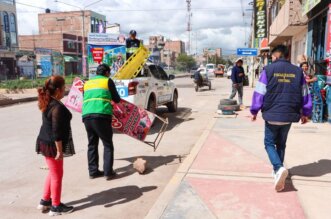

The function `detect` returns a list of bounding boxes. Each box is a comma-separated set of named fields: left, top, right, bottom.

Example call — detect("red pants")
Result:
left=42, top=157, right=63, bottom=206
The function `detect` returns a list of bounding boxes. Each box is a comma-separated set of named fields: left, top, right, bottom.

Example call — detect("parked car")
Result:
left=114, top=62, right=178, bottom=113
left=206, top=64, right=216, bottom=77
left=226, top=66, right=233, bottom=79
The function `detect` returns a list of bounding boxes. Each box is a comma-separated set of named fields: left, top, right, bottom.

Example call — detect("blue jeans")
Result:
left=264, top=122, right=292, bottom=172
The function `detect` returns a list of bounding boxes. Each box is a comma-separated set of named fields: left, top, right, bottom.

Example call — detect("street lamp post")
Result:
left=54, top=0, right=103, bottom=77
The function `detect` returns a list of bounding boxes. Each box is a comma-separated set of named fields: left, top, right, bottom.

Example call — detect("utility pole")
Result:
left=186, top=0, right=192, bottom=55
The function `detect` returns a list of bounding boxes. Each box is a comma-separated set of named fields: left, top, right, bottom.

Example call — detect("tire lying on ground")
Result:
left=219, top=99, right=237, bottom=106
left=218, top=104, right=240, bottom=111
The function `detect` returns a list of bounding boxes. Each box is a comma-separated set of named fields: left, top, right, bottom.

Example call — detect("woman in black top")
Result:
left=36, top=76, right=75, bottom=216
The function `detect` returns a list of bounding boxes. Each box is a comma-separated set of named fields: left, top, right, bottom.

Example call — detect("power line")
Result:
left=15, top=1, right=60, bottom=12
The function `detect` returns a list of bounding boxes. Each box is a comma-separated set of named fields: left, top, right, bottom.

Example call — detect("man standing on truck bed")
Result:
left=126, top=30, right=141, bottom=60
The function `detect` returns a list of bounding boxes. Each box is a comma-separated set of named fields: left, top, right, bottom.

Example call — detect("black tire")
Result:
left=147, top=96, right=156, bottom=114
left=219, top=99, right=237, bottom=105
left=195, top=85, right=199, bottom=92
left=208, top=82, right=211, bottom=90
left=218, top=104, right=240, bottom=111
left=167, top=92, right=178, bottom=113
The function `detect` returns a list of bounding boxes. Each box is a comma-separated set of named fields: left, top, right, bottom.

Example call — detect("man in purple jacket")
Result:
left=250, top=45, right=312, bottom=192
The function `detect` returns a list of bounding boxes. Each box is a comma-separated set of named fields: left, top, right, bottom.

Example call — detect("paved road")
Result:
left=0, top=76, right=232, bottom=219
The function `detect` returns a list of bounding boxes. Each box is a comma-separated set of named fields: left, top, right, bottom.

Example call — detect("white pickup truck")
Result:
left=114, top=62, right=178, bottom=113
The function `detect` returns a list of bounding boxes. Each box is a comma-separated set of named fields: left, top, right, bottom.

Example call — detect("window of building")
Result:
left=91, top=17, right=95, bottom=32
left=3, top=12, right=10, bottom=33
left=95, top=19, right=99, bottom=33
left=68, top=41, right=76, bottom=49
left=2, top=0, right=15, bottom=5
left=3, top=12, right=10, bottom=48
left=9, top=13, right=17, bottom=45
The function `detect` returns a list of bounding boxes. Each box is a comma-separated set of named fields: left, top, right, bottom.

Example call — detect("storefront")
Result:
left=306, top=0, right=329, bottom=75
left=305, top=1, right=331, bottom=123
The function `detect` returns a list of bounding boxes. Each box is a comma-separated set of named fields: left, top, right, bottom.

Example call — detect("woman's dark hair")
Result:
left=271, top=45, right=289, bottom=59
left=37, top=75, right=65, bottom=112
left=300, top=62, right=308, bottom=68
left=96, top=64, right=110, bottom=76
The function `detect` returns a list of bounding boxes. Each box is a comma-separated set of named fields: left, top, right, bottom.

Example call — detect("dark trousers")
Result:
left=264, top=122, right=292, bottom=172
left=84, top=118, right=114, bottom=176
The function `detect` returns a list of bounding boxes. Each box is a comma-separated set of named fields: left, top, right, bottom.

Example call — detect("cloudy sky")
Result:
left=16, top=0, right=253, bottom=55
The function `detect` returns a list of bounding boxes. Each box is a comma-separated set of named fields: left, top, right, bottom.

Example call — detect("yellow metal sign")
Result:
left=113, top=46, right=150, bottom=80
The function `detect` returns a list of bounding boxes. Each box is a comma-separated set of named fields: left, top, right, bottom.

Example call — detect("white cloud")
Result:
left=16, top=0, right=253, bottom=55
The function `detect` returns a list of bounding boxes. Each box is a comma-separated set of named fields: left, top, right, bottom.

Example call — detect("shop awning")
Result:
left=64, top=55, right=79, bottom=62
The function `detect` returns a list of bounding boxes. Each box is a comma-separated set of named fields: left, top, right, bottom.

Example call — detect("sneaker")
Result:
left=274, top=167, right=288, bottom=192
left=37, top=199, right=52, bottom=212
left=105, top=171, right=117, bottom=181
left=89, top=170, right=104, bottom=179
left=48, top=203, right=74, bottom=216
left=272, top=170, right=275, bottom=178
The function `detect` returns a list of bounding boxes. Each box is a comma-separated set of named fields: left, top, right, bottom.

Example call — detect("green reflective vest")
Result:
left=82, top=75, right=113, bottom=117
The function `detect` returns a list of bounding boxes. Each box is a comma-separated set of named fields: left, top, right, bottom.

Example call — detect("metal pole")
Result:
left=82, top=10, right=86, bottom=77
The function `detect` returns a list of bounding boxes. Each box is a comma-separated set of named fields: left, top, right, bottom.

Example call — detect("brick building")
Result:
left=18, top=9, right=106, bottom=75
left=38, top=10, right=106, bottom=44
left=19, top=33, right=84, bottom=75
left=0, top=0, right=19, bottom=80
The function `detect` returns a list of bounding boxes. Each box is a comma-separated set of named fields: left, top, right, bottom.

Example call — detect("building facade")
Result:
left=0, top=0, right=19, bottom=79
left=268, top=0, right=308, bottom=64
left=18, top=9, right=106, bottom=76
left=162, top=40, right=185, bottom=67
left=38, top=10, right=106, bottom=42
left=306, top=0, right=330, bottom=76
left=148, top=36, right=185, bottom=67
left=19, top=33, right=83, bottom=75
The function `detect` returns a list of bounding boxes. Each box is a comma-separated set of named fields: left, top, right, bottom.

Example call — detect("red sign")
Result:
left=91, top=48, right=104, bottom=64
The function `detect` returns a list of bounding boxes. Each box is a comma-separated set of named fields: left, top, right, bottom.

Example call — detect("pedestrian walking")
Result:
left=82, top=64, right=121, bottom=180
left=250, top=45, right=312, bottom=192
left=36, top=76, right=75, bottom=216
left=229, top=58, right=245, bottom=109
left=126, top=30, right=141, bottom=59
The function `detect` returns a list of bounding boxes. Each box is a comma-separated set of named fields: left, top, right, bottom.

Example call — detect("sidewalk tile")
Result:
left=187, top=177, right=306, bottom=219
left=162, top=180, right=215, bottom=219
left=191, top=132, right=270, bottom=173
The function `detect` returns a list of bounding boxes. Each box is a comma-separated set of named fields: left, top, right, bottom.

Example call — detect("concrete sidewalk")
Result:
left=146, top=87, right=331, bottom=219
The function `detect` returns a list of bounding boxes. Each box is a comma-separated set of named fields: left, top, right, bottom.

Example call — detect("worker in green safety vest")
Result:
left=82, top=64, right=121, bottom=180
left=126, top=30, right=141, bottom=60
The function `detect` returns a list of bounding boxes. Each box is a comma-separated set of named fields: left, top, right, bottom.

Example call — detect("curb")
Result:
left=0, top=97, right=38, bottom=107
left=145, top=117, right=217, bottom=219
left=174, top=73, right=190, bottom=78
left=0, top=90, right=70, bottom=108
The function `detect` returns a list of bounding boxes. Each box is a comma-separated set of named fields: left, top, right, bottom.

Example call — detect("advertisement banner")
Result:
left=65, top=78, right=84, bottom=113
left=326, top=4, right=331, bottom=85
left=302, top=0, right=321, bottom=16
left=36, top=48, right=52, bottom=77
left=112, top=100, right=155, bottom=141
left=87, top=33, right=126, bottom=78
left=65, top=79, right=156, bottom=142
left=254, top=0, right=267, bottom=39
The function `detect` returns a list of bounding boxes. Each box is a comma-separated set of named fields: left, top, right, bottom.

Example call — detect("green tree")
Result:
left=176, top=53, right=197, bottom=71
left=207, top=55, right=227, bottom=65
